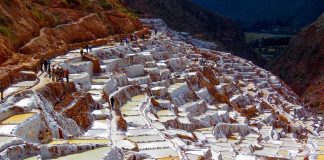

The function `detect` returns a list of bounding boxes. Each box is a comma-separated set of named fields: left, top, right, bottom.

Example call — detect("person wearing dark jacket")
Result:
left=43, top=59, right=48, bottom=72
left=110, top=97, right=115, bottom=110
left=0, top=86, right=4, bottom=102
left=65, top=69, right=69, bottom=84
left=86, top=45, right=89, bottom=53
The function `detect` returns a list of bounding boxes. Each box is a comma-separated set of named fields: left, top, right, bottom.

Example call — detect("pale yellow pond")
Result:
left=131, top=95, right=147, bottom=102
left=51, top=146, right=110, bottom=160
left=1, top=113, right=36, bottom=125
left=158, top=157, right=179, bottom=160
left=24, top=156, right=38, bottom=160
left=49, top=139, right=109, bottom=145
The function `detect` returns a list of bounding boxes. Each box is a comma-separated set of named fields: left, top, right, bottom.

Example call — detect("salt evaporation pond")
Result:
left=51, top=146, right=110, bottom=160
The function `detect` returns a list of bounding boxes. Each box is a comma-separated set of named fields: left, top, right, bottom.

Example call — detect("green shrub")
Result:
left=30, top=7, right=45, bottom=21
left=98, top=0, right=112, bottom=10
left=0, top=25, right=12, bottom=37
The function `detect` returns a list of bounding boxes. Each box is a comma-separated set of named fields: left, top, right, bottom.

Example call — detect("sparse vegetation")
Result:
left=0, top=13, right=14, bottom=39
left=98, top=0, right=112, bottom=10
left=31, top=8, right=45, bottom=21
left=0, top=26, right=11, bottom=37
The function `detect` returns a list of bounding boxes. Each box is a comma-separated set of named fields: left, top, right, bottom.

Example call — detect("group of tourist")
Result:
left=51, top=67, right=69, bottom=84
left=119, top=33, right=149, bottom=46
left=41, top=59, right=69, bottom=84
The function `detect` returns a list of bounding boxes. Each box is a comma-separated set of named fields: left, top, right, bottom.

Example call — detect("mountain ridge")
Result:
left=124, top=0, right=266, bottom=66
left=191, top=0, right=324, bottom=33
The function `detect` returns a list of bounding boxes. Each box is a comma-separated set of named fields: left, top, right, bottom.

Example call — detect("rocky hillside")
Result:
left=123, top=0, right=266, bottom=66
left=0, top=0, right=142, bottom=87
left=271, top=13, right=324, bottom=112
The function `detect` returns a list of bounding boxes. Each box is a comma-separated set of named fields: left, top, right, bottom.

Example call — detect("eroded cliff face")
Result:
left=271, top=13, right=324, bottom=112
left=0, top=0, right=142, bottom=88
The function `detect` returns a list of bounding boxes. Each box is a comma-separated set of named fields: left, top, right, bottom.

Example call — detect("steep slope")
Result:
left=271, top=13, right=324, bottom=112
left=192, top=0, right=324, bottom=32
left=0, top=0, right=142, bottom=88
left=124, top=0, right=266, bottom=66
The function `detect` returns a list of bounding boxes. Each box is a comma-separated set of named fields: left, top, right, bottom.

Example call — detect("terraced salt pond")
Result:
left=139, top=148, right=178, bottom=158
left=121, top=102, right=141, bottom=111
left=24, top=156, right=38, bottom=160
left=0, top=136, right=20, bottom=147
left=50, top=146, right=110, bottom=160
left=1, top=113, right=36, bottom=125
left=49, top=139, right=109, bottom=145
left=127, top=135, right=164, bottom=143
left=131, top=95, right=147, bottom=102
left=137, top=141, right=172, bottom=150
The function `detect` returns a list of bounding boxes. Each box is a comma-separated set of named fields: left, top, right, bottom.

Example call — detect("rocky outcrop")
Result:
left=60, top=92, right=100, bottom=130
left=270, top=13, right=324, bottom=112
left=36, top=82, right=77, bottom=106
left=35, top=82, right=100, bottom=137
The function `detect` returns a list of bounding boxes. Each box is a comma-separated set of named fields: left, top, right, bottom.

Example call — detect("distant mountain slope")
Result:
left=270, top=13, right=324, bottom=112
left=191, top=0, right=324, bottom=32
left=124, top=0, right=266, bottom=66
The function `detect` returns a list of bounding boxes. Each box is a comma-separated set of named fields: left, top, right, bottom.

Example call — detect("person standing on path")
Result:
left=110, top=97, right=115, bottom=110
left=65, top=69, right=69, bottom=84
left=89, top=45, right=92, bottom=52
left=80, top=48, right=84, bottom=57
left=48, top=65, right=51, bottom=79
left=43, top=59, right=48, bottom=73
left=59, top=68, right=64, bottom=84
left=0, top=86, right=4, bottom=102
left=40, top=59, right=44, bottom=72
left=86, top=45, right=89, bottom=53
left=47, top=59, right=51, bottom=77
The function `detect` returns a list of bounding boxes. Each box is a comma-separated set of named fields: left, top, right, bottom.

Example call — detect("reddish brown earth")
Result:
left=271, top=13, right=324, bottom=112
left=37, top=82, right=101, bottom=131
left=61, top=92, right=101, bottom=130
left=0, top=0, right=142, bottom=89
